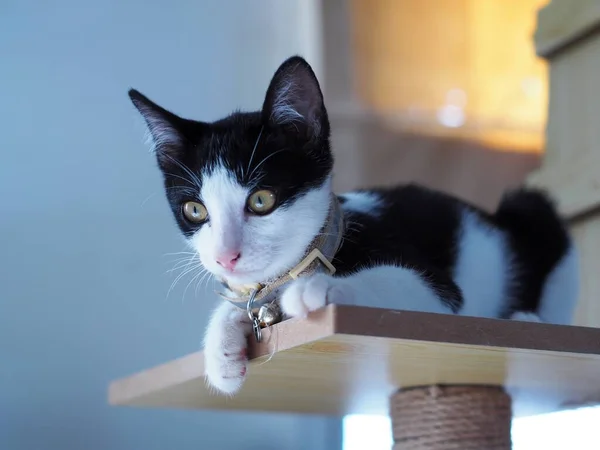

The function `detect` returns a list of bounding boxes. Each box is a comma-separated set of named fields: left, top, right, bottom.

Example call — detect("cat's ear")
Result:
left=261, top=56, right=328, bottom=140
left=128, top=89, right=188, bottom=167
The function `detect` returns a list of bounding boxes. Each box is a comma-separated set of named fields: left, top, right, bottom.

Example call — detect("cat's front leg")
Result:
left=280, top=273, right=354, bottom=317
left=203, top=301, right=252, bottom=395
left=281, top=265, right=460, bottom=318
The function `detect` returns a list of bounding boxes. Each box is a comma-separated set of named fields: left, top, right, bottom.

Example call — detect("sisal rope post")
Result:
left=390, top=385, right=512, bottom=450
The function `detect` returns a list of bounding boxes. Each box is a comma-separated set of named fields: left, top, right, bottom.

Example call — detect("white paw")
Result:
left=280, top=274, right=351, bottom=318
left=510, top=311, right=542, bottom=323
left=203, top=306, right=252, bottom=395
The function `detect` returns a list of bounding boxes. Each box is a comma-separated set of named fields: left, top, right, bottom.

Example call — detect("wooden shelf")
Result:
left=109, top=305, right=600, bottom=417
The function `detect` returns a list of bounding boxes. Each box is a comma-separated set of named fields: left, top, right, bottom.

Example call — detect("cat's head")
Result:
left=129, top=56, right=334, bottom=285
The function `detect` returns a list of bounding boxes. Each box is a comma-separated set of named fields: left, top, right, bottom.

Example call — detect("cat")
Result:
left=128, top=55, right=579, bottom=395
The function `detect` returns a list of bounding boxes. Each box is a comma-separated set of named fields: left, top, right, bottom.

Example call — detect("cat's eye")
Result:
left=182, top=201, right=208, bottom=223
left=247, top=189, right=276, bottom=215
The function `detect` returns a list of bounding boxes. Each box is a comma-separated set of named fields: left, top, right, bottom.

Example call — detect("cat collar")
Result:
left=216, top=194, right=345, bottom=341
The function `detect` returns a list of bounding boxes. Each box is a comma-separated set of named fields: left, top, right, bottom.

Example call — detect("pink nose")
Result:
left=216, top=251, right=241, bottom=270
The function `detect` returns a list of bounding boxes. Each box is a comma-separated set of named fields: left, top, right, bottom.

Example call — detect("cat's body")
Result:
left=129, top=56, right=578, bottom=395
left=335, top=185, right=576, bottom=321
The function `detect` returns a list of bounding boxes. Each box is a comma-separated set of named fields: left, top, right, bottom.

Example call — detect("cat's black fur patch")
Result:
left=494, top=188, right=571, bottom=317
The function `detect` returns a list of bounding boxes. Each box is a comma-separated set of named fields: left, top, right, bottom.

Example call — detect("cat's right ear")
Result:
left=261, top=56, right=329, bottom=141
left=128, top=89, right=188, bottom=168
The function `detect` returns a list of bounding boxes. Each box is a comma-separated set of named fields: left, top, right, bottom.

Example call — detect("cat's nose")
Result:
left=216, top=251, right=241, bottom=270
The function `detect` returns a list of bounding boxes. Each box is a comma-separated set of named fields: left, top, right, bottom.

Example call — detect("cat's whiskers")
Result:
left=247, top=147, right=291, bottom=182
left=163, top=154, right=203, bottom=189
left=166, top=261, right=204, bottom=300
left=195, top=270, right=214, bottom=296
left=163, top=250, right=197, bottom=257
left=165, top=253, right=199, bottom=273
left=164, top=185, right=198, bottom=197
left=167, top=259, right=198, bottom=273
left=244, top=126, right=264, bottom=183
left=182, top=267, right=208, bottom=303
left=163, top=248, right=214, bottom=302
left=162, top=173, right=198, bottom=192
left=140, top=192, right=158, bottom=207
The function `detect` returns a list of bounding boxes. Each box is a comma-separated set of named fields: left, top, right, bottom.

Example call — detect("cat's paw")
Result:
left=280, top=274, right=351, bottom=318
left=203, top=308, right=252, bottom=395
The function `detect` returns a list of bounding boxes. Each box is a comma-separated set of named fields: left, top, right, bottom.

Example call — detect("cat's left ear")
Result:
left=262, top=56, right=329, bottom=141
left=128, top=89, right=190, bottom=169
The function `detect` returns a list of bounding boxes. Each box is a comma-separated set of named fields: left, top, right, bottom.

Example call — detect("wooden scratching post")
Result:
left=391, top=386, right=511, bottom=450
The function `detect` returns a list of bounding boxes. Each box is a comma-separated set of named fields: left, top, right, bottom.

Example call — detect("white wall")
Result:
left=0, top=0, right=339, bottom=448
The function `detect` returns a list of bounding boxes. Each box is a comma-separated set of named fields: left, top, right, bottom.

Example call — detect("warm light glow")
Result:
left=350, top=0, right=549, bottom=152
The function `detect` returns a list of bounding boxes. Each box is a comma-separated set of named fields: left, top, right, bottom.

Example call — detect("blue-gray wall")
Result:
left=0, top=0, right=340, bottom=448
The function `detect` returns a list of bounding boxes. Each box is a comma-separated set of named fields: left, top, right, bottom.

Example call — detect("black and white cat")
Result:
left=129, top=56, right=579, bottom=395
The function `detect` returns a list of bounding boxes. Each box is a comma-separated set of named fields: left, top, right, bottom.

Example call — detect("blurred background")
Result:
left=0, top=0, right=558, bottom=449
left=328, top=0, right=547, bottom=209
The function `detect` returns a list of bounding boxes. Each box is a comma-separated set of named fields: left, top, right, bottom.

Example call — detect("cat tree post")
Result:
left=390, top=386, right=511, bottom=450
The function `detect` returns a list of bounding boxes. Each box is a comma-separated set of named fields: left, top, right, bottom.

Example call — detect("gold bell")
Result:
left=257, top=303, right=282, bottom=328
